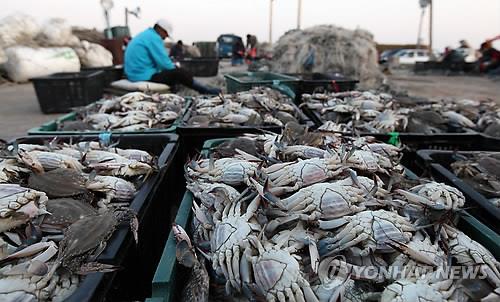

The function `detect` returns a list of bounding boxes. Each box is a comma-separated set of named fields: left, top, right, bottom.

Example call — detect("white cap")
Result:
left=156, top=19, right=173, bottom=35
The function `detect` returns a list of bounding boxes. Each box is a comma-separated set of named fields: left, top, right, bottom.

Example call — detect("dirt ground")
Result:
left=0, top=67, right=498, bottom=141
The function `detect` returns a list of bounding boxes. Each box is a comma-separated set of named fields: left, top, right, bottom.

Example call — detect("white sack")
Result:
left=75, top=40, right=113, bottom=67
left=36, top=18, right=80, bottom=47
left=0, top=13, right=40, bottom=48
left=4, top=46, right=80, bottom=82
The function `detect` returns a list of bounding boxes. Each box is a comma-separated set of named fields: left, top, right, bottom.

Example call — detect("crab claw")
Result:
left=385, top=239, right=438, bottom=267
left=17, top=149, right=44, bottom=173
left=172, top=223, right=197, bottom=268
left=130, top=216, right=139, bottom=244
left=172, top=223, right=191, bottom=246
left=249, top=177, right=280, bottom=205
left=77, top=262, right=120, bottom=274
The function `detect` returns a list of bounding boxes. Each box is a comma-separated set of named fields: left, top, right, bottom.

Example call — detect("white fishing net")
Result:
left=272, top=25, right=384, bottom=89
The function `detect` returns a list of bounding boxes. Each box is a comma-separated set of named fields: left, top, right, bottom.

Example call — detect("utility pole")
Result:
left=429, top=0, right=433, bottom=51
left=269, top=0, right=274, bottom=44
left=297, top=0, right=302, bottom=30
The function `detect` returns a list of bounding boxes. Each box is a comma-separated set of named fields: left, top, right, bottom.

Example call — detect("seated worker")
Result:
left=124, top=19, right=220, bottom=94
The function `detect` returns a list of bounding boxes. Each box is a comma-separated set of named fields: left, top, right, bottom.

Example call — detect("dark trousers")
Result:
left=150, top=68, right=194, bottom=88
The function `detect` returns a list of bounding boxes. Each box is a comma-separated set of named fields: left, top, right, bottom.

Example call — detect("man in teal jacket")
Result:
left=124, top=19, right=220, bottom=94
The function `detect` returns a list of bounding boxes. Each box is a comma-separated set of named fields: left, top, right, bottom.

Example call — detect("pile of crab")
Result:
left=184, top=87, right=304, bottom=127
left=0, top=138, right=155, bottom=300
left=178, top=122, right=500, bottom=302
left=302, top=90, right=500, bottom=135
left=451, top=152, right=500, bottom=208
left=58, top=91, right=187, bottom=132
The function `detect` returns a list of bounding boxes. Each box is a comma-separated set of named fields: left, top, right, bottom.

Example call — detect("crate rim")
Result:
left=223, top=71, right=300, bottom=83
left=29, top=70, right=105, bottom=81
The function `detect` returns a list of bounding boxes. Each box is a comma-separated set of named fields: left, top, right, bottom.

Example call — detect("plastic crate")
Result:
left=147, top=138, right=500, bottom=302
left=179, top=58, right=219, bottom=77
left=31, top=70, right=105, bottom=114
left=111, top=26, right=131, bottom=39
left=224, top=71, right=299, bottom=94
left=27, top=99, right=191, bottom=135
left=177, top=90, right=311, bottom=158
left=288, top=72, right=359, bottom=95
left=13, top=134, right=179, bottom=301
left=82, top=65, right=123, bottom=86
left=416, top=150, right=500, bottom=234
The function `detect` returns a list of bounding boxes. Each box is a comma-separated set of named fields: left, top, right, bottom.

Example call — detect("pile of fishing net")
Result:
left=272, top=25, right=384, bottom=89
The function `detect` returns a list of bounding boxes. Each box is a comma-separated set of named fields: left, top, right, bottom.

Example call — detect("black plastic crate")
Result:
left=179, top=58, right=219, bottom=77
left=13, top=133, right=179, bottom=301
left=416, top=150, right=500, bottom=234
left=82, top=65, right=123, bottom=86
left=288, top=72, right=358, bottom=95
left=177, top=99, right=312, bottom=158
left=31, top=70, right=105, bottom=114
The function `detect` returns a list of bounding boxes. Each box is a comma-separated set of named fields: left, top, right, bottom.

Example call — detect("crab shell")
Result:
left=41, top=198, right=97, bottom=231
left=27, top=168, right=88, bottom=199
left=381, top=279, right=449, bottom=302
left=251, top=245, right=317, bottom=302
left=57, top=210, right=133, bottom=272
left=0, top=184, right=48, bottom=232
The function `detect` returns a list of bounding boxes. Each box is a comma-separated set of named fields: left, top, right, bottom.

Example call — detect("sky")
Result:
left=2, top=0, right=500, bottom=50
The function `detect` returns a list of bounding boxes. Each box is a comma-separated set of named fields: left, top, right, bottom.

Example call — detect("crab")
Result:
left=27, top=168, right=91, bottom=200
left=396, top=182, right=465, bottom=212
left=263, top=157, right=345, bottom=193
left=172, top=223, right=209, bottom=302
left=86, top=175, right=136, bottom=211
left=318, top=210, right=415, bottom=257
left=0, top=159, right=29, bottom=183
left=187, top=157, right=258, bottom=187
left=187, top=181, right=240, bottom=208
left=0, top=240, right=78, bottom=302
left=245, top=236, right=319, bottom=302
left=263, top=149, right=391, bottom=194
left=451, top=155, right=500, bottom=198
left=83, top=113, right=120, bottom=129
left=155, top=111, right=178, bottom=124
left=18, top=150, right=84, bottom=172
left=209, top=193, right=262, bottom=293
left=0, top=184, right=49, bottom=232
left=109, top=147, right=154, bottom=164
left=388, top=231, right=447, bottom=277
left=38, top=198, right=97, bottom=233
left=251, top=177, right=376, bottom=232
left=40, top=208, right=139, bottom=287
left=88, top=160, right=153, bottom=178
left=111, top=111, right=154, bottom=129
left=381, top=278, right=456, bottom=302
left=444, top=225, right=500, bottom=287
left=369, top=110, right=408, bottom=133
left=278, top=144, right=331, bottom=161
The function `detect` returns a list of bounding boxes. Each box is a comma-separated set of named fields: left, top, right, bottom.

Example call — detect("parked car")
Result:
left=217, top=34, right=243, bottom=58
left=379, top=49, right=401, bottom=64
left=394, top=49, right=432, bottom=65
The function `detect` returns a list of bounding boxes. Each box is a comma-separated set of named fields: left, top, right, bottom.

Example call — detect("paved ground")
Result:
left=0, top=83, right=62, bottom=140
left=388, top=72, right=500, bottom=102
left=0, top=69, right=498, bottom=141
